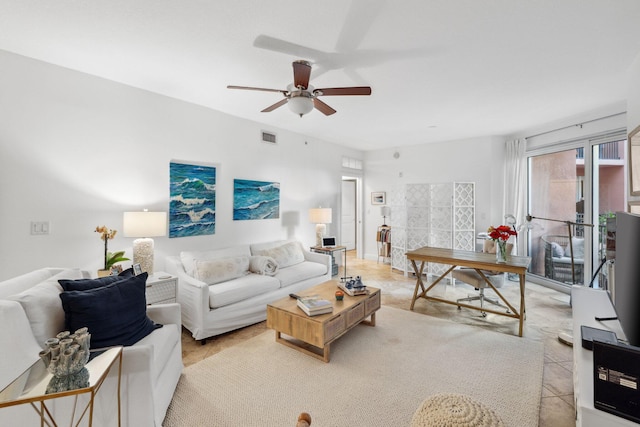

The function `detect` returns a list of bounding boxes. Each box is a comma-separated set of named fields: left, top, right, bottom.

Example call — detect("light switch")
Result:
left=30, top=221, right=50, bottom=235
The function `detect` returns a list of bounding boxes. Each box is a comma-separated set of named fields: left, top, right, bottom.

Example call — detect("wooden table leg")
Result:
left=410, top=260, right=425, bottom=310
left=323, top=344, right=330, bottom=363
left=518, top=273, right=526, bottom=337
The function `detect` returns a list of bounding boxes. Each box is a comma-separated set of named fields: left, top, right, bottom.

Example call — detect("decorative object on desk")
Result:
left=296, top=295, right=333, bottom=316
left=308, top=207, right=332, bottom=247
left=95, top=225, right=129, bottom=277
left=495, top=240, right=508, bottom=263
left=371, top=191, right=386, bottom=205
left=487, top=225, right=517, bottom=263
left=504, top=214, right=520, bottom=281
left=123, top=210, right=167, bottom=274
left=335, top=290, right=344, bottom=301
left=39, top=327, right=91, bottom=378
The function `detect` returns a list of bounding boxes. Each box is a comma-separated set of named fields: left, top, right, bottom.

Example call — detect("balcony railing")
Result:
left=576, top=141, right=620, bottom=160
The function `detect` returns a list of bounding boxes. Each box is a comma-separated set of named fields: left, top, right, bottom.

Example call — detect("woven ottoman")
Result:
left=410, top=393, right=504, bottom=427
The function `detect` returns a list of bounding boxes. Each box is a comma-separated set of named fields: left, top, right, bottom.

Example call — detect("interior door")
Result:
left=341, top=180, right=356, bottom=250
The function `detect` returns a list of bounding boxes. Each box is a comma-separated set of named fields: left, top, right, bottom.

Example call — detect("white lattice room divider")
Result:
left=388, top=182, right=475, bottom=281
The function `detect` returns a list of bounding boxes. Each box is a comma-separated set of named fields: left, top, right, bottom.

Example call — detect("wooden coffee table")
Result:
left=266, top=281, right=380, bottom=362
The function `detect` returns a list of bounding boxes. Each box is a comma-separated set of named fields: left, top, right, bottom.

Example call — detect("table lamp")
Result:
left=309, top=208, right=332, bottom=247
left=123, top=210, right=167, bottom=274
left=381, top=206, right=391, bottom=226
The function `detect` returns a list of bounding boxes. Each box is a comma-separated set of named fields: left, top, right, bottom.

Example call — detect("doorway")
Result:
left=341, top=179, right=357, bottom=250
left=341, top=175, right=363, bottom=258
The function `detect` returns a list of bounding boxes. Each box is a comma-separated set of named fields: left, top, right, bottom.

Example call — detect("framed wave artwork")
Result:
left=233, top=179, right=280, bottom=220
left=169, top=161, right=216, bottom=238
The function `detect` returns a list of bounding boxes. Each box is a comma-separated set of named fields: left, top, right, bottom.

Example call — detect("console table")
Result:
left=571, top=286, right=635, bottom=426
left=406, top=246, right=530, bottom=336
left=310, top=246, right=349, bottom=280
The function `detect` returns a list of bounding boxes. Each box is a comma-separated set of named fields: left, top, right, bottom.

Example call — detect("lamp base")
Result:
left=133, top=238, right=155, bottom=274
left=315, top=224, right=326, bottom=247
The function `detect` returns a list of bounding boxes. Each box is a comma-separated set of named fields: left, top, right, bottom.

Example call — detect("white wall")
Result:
left=0, top=50, right=360, bottom=280
left=629, top=52, right=640, bottom=133
left=362, top=136, right=506, bottom=260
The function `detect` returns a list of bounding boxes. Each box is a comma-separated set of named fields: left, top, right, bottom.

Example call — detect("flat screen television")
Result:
left=611, top=211, right=640, bottom=347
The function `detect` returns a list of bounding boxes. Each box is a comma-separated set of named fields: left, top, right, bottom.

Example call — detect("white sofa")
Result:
left=0, top=267, right=183, bottom=427
left=165, top=239, right=331, bottom=342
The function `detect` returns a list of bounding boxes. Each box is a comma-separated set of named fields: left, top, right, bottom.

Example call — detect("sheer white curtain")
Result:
left=503, top=139, right=527, bottom=254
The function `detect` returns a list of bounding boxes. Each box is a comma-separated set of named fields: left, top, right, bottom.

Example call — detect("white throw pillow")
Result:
left=565, top=237, right=585, bottom=259
left=7, top=268, right=83, bottom=348
left=180, top=246, right=251, bottom=277
left=253, top=241, right=305, bottom=268
left=194, top=256, right=250, bottom=285
left=551, top=242, right=564, bottom=258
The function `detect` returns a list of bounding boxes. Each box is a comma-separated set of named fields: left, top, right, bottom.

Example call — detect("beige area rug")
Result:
left=164, top=306, right=543, bottom=427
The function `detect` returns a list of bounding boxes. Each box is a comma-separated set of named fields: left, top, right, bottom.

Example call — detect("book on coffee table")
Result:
left=297, top=296, right=333, bottom=316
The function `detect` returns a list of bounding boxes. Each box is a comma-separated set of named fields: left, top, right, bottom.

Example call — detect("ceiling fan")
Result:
left=227, top=60, right=372, bottom=117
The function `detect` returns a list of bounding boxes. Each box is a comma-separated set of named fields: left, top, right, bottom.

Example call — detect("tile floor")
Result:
left=179, top=251, right=576, bottom=426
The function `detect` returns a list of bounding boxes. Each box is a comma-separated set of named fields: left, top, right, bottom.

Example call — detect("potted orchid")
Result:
left=487, top=225, right=517, bottom=263
left=95, top=225, right=129, bottom=276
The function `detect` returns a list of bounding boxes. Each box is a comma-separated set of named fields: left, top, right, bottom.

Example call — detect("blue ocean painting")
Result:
left=169, top=162, right=216, bottom=237
left=233, top=179, right=280, bottom=220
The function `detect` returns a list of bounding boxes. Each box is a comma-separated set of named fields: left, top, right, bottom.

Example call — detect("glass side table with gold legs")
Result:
left=0, top=346, right=123, bottom=427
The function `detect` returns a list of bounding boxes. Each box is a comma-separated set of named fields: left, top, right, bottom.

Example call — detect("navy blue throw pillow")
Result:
left=59, top=273, right=162, bottom=349
left=59, top=267, right=135, bottom=291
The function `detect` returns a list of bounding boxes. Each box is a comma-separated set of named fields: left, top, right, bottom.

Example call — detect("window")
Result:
left=526, top=130, right=626, bottom=289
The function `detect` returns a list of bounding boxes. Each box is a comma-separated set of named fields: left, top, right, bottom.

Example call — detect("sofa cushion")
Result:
left=208, top=274, right=280, bottom=308
left=59, top=273, right=161, bottom=349
left=194, top=256, right=250, bottom=285
left=0, top=268, right=58, bottom=299
left=58, top=268, right=134, bottom=291
left=252, top=241, right=305, bottom=268
left=550, top=242, right=564, bottom=258
left=565, top=237, right=585, bottom=259
left=135, top=322, right=180, bottom=385
left=274, top=261, right=328, bottom=288
left=6, top=268, right=84, bottom=347
left=180, top=245, right=251, bottom=277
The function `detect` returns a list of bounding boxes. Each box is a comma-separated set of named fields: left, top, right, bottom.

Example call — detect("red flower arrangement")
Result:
left=487, top=225, right=517, bottom=241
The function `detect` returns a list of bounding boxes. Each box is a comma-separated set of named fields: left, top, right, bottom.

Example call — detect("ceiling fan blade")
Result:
left=261, top=98, right=288, bottom=112
left=315, top=86, right=372, bottom=96
left=227, top=85, right=287, bottom=95
left=313, top=98, right=337, bottom=116
left=293, top=61, right=312, bottom=89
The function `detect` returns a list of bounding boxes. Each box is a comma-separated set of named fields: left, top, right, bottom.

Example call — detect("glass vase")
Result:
left=496, top=240, right=507, bottom=263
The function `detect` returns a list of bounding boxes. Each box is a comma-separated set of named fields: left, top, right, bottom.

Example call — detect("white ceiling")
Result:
left=1, top=0, right=640, bottom=151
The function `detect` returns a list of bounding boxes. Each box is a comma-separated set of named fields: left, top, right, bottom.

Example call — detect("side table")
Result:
left=310, top=245, right=350, bottom=281
left=146, top=272, right=178, bottom=305
left=0, top=346, right=123, bottom=426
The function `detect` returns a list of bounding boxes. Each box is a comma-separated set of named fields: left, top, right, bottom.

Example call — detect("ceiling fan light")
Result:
left=288, top=96, right=314, bottom=117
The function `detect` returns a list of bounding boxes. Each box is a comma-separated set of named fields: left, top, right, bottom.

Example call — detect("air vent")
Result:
left=261, top=131, right=277, bottom=144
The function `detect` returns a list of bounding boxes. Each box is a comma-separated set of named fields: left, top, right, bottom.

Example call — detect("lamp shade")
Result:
left=380, top=206, right=391, bottom=217
left=308, top=208, right=332, bottom=224
left=123, top=211, right=167, bottom=237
